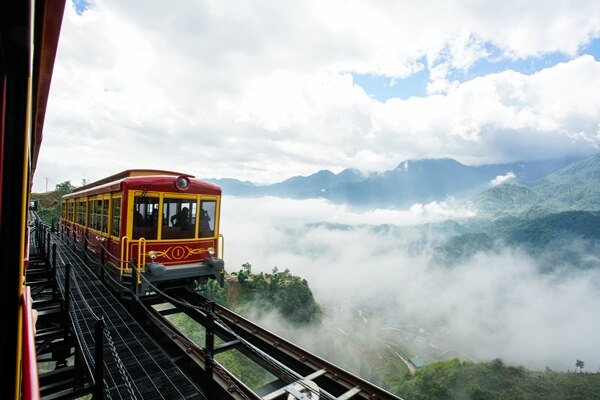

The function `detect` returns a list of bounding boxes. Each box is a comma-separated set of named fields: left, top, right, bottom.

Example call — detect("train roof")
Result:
left=75, top=169, right=193, bottom=191
left=63, top=169, right=221, bottom=199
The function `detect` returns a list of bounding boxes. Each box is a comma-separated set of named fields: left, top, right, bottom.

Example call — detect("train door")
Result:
left=131, top=193, right=160, bottom=241
left=123, top=192, right=161, bottom=277
left=107, top=194, right=121, bottom=256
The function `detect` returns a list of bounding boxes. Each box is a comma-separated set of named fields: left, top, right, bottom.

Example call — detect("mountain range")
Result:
left=208, top=154, right=598, bottom=212
left=472, top=153, right=600, bottom=216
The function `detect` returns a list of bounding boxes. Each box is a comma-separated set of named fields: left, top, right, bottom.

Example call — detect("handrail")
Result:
left=22, top=286, right=40, bottom=400
left=137, top=238, right=146, bottom=284
left=120, top=236, right=130, bottom=277
left=218, top=234, right=225, bottom=259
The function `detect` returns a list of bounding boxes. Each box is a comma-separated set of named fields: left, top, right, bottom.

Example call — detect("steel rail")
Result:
left=136, top=298, right=259, bottom=400
left=166, top=288, right=404, bottom=400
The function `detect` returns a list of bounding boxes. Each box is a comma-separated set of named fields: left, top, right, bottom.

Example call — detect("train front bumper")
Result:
left=145, top=257, right=225, bottom=285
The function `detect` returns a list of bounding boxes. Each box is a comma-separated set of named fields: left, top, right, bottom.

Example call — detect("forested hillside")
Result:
left=30, top=181, right=75, bottom=224
left=203, top=263, right=322, bottom=325
left=473, top=154, right=600, bottom=217
left=397, top=358, right=600, bottom=400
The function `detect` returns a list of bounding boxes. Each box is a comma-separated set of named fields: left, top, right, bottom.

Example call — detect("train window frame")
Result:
left=111, top=195, right=121, bottom=238
left=87, top=194, right=109, bottom=235
left=66, top=199, right=74, bottom=222
left=75, top=199, right=80, bottom=225
left=199, top=198, right=219, bottom=238
left=76, top=199, right=87, bottom=226
left=130, top=191, right=161, bottom=241
left=161, top=193, right=199, bottom=240
left=87, top=198, right=95, bottom=231
left=93, top=197, right=102, bottom=232
left=101, top=194, right=110, bottom=235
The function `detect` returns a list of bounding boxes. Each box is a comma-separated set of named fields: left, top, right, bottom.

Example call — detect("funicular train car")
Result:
left=61, top=170, right=225, bottom=294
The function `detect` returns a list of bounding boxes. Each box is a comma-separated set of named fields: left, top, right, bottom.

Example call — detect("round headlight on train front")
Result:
left=175, top=175, right=190, bottom=191
left=149, top=251, right=157, bottom=260
left=208, top=247, right=216, bottom=256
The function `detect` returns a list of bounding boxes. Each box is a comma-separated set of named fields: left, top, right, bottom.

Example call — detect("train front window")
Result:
left=162, top=198, right=197, bottom=240
left=132, top=196, right=159, bottom=240
left=200, top=200, right=216, bottom=238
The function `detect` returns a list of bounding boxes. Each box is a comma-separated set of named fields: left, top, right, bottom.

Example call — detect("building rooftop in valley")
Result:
left=410, top=356, right=427, bottom=369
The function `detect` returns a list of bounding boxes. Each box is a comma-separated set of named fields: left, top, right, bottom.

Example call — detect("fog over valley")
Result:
left=220, top=195, right=600, bottom=372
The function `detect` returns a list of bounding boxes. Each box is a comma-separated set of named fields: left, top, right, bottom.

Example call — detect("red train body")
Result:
left=61, top=170, right=225, bottom=293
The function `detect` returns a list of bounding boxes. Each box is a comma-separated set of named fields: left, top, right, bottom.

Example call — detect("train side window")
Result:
left=112, top=198, right=121, bottom=237
left=132, top=196, right=159, bottom=240
left=87, top=199, right=94, bottom=230
left=76, top=201, right=81, bottom=225
left=101, top=199, right=109, bottom=234
left=95, top=199, right=102, bottom=231
left=67, top=201, right=74, bottom=221
left=77, top=200, right=86, bottom=225
left=162, top=198, right=197, bottom=239
left=199, top=200, right=216, bottom=238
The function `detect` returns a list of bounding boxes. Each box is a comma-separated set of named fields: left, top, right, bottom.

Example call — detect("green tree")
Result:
left=576, top=359, right=584, bottom=373
left=31, top=180, right=76, bottom=225
left=273, top=275, right=321, bottom=325
left=238, top=262, right=252, bottom=283
left=200, top=279, right=229, bottom=305
left=55, top=180, right=75, bottom=195
left=229, top=264, right=322, bottom=325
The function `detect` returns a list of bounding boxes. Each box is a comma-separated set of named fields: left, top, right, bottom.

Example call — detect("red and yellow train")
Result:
left=61, top=169, right=225, bottom=293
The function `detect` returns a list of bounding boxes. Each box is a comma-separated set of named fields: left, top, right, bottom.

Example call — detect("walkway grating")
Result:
left=52, top=235, right=205, bottom=399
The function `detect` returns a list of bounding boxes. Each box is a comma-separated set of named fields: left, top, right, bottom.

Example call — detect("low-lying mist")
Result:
left=220, top=196, right=600, bottom=371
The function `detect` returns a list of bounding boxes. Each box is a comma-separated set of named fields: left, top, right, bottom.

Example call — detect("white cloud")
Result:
left=490, top=171, right=516, bottom=186
left=35, top=1, right=600, bottom=191
left=372, top=56, right=600, bottom=167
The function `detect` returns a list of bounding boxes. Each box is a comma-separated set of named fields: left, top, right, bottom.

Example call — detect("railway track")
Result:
left=32, top=218, right=404, bottom=399
left=144, top=287, right=404, bottom=400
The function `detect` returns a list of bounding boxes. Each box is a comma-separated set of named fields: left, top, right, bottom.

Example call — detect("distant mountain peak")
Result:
left=395, top=157, right=463, bottom=170
left=206, top=154, right=597, bottom=210
left=488, top=171, right=517, bottom=187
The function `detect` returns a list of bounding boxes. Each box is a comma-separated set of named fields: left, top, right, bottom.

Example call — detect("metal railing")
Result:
left=22, top=285, right=40, bottom=400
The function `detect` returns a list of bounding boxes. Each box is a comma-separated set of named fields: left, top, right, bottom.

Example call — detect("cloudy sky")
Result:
left=34, top=0, right=600, bottom=192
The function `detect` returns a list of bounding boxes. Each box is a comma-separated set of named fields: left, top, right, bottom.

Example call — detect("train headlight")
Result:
left=174, top=175, right=190, bottom=191
left=149, top=251, right=157, bottom=260
left=208, top=247, right=216, bottom=256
